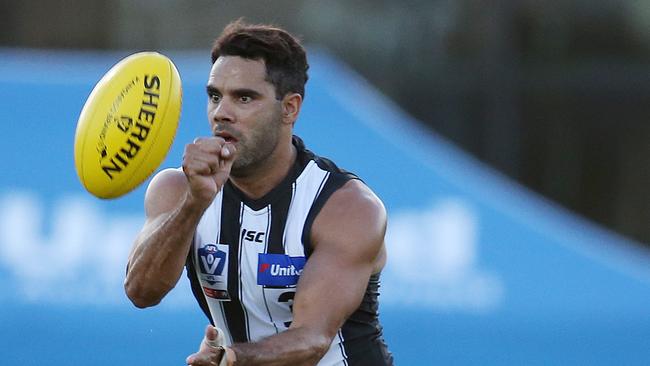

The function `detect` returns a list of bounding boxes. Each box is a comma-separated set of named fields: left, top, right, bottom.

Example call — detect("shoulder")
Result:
left=143, top=168, right=189, bottom=218
left=320, top=180, right=386, bottom=227
left=310, top=179, right=386, bottom=258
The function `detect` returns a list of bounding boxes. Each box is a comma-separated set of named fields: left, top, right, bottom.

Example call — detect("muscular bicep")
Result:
left=124, top=167, right=201, bottom=307
left=127, top=168, right=189, bottom=263
left=143, top=168, right=189, bottom=219
left=290, top=244, right=378, bottom=336
left=289, top=180, right=387, bottom=339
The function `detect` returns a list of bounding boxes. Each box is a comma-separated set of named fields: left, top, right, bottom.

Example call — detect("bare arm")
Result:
left=187, top=180, right=387, bottom=365
left=125, top=138, right=235, bottom=308
left=124, top=168, right=202, bottom=308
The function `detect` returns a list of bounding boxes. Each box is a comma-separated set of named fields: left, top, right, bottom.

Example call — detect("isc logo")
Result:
left=242, top=229, right=265, bottom=243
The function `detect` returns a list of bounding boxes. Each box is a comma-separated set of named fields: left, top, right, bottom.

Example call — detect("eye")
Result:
left=239, top=95, right=253, bottom=103
left=209, top=93, right=221, bottom=104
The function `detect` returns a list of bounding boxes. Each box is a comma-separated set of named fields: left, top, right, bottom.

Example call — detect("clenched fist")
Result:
left=182, top=137, right=236, bottom=209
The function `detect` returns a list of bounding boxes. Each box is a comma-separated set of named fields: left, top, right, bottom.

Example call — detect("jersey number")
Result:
left=278, top=291, right=295, bottom=328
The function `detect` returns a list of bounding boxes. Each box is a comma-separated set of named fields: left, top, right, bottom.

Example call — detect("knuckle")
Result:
left=205, top=137, right=224, bottom=151
left=182, top=155, right=193, bottom=167
left=184, top=144, right=197, bottom=156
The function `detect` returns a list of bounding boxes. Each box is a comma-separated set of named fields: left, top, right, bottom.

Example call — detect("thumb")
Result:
left=197, top=325, right=214, bottom=353
left=204, top=325, right=225, bottom=348
left=205, top=325, right=218, bottom=344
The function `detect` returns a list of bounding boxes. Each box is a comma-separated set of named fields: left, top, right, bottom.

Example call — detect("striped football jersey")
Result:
left=186, top=136, right=393, bottom=365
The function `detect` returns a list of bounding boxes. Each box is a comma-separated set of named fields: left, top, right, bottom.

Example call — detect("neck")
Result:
left=229, top=136, right=297, bottom=200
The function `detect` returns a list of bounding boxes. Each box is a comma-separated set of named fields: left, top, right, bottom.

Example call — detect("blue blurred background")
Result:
left=2, top=2, right=650, bottom=365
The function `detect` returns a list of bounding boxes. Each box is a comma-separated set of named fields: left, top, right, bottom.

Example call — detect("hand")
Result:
left=186, top=325, right=227, bottom=366
left=182, top=137, right=236, bottom=209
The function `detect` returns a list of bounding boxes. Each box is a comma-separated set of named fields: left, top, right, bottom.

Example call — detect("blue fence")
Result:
left=1, top=48, right=650, bottom=365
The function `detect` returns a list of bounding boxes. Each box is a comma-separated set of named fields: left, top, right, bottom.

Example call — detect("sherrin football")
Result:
left=74, top=52, right=182, bottom=199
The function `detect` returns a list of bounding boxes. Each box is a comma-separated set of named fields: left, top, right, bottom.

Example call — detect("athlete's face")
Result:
left=206, top=56, right=283, bottom=176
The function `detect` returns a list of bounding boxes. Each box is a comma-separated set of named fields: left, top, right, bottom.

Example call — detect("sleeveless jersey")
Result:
left=185, top=136, right=393, bottom=365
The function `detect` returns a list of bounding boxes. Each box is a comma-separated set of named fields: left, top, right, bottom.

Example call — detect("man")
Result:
left=124, top=20, right=393, bottom=366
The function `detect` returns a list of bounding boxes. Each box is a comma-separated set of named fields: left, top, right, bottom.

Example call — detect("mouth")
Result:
left=215, top=130, right=239, bottom=143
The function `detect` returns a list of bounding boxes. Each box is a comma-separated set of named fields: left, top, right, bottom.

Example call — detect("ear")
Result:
left=281, top=93, right=302, bottom=126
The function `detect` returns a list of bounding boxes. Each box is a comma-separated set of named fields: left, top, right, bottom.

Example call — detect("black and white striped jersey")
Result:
left=186, top=136, right=393, bottom=365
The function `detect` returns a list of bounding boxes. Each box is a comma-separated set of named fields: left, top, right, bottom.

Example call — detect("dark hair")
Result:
left=211, top=20, right=309, bottom=100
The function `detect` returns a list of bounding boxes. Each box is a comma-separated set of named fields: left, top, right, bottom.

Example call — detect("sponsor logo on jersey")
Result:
left=257, top=254, right=306, bottom=287
left=202, top=287, right=230, bottom=300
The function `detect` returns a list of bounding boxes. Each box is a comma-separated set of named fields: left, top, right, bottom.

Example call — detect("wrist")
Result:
left=182, top=190, right=212, bottom=215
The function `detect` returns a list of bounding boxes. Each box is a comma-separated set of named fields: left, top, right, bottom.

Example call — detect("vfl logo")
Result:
left=257, top=254, right=306, bottom=287
left=197, top=243, right=230, bottom=300
left=198, top=244, right=227, bottom=283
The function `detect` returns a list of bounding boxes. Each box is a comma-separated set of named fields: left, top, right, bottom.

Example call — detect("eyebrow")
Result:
left=206, top=85, right=220, bottom=96
left=206, top=85, right=263, bottom=98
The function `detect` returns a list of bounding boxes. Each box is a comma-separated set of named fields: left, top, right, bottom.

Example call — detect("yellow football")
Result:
left=74, top=52, right=182, bottom=199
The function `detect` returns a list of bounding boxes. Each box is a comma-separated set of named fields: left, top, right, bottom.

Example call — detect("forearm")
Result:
left=125, top=194, right=205, bottom=307
left=228, top=327, right=331, bottom=366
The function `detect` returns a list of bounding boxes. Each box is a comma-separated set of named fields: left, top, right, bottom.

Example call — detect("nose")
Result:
left=211, top=97, right=234, bottom=124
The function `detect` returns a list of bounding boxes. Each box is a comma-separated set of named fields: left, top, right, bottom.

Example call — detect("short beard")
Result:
left=230, top=114, right=282, bottom=177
